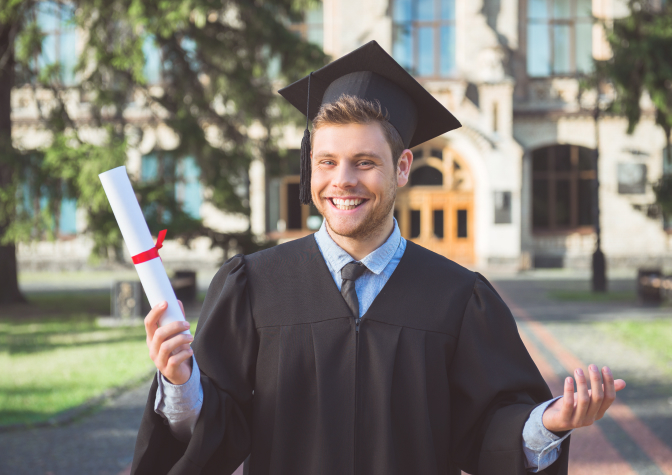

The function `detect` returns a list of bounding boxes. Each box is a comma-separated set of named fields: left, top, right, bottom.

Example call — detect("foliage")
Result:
left=593, top=1, right=672, bottom=222
left=597, top=319, right=672, bottom=373
left=0, top=289, right=201, bottom=426
left=653, top=173, right=672, bottom=217
left=596, top=1, right=672, bottom=140
left=1, top=0, right=326, bottom=261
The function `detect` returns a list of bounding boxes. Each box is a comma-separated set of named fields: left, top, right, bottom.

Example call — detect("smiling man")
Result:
left=132, top=41, right=625, bottom=475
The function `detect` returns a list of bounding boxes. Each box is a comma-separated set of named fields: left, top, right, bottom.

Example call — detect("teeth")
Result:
left=332, top=198, right=363, bottom=210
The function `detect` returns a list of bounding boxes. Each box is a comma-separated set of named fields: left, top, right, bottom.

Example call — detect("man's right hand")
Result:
left=145, top=301, right=193, bottom=385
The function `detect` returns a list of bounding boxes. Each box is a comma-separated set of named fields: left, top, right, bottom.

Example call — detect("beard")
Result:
left=318, top=177, right=397, bottom=241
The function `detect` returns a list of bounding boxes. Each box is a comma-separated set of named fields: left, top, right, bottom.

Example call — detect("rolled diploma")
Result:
left=99, top=166, right=190, bottom=335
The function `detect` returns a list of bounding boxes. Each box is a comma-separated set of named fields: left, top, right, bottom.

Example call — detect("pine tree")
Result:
left=0, top=0, right=326, bottom=306
left=596, top=0, right=672, bottom=217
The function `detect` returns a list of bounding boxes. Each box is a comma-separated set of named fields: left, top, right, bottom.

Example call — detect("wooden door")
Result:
left=395, top=145, right=475, bottom=265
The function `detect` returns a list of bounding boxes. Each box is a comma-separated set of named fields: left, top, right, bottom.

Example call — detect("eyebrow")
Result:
left=313, top=151, right=385, bottom=160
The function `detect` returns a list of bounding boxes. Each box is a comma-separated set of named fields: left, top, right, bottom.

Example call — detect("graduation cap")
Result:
left=278, top=40, right=461, bottom=204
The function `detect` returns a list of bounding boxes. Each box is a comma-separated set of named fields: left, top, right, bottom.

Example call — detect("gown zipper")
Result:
left=354, top=316, right=361, bottom=475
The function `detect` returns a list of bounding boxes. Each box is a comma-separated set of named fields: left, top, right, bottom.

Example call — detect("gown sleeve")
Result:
left=448, top=274, right=570, bottom=475
left=131, top=254, right=257, bottom=475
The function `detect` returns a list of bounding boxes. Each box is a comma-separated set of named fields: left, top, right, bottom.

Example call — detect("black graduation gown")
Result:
left=131, top=236, right=570, bottom=475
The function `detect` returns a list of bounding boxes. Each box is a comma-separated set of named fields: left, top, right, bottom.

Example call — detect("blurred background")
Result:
left=0, top=0, right=671, bottom=474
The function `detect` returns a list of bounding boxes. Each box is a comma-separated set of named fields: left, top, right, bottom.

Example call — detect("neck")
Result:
left=325, top=216, right=395, bottom=261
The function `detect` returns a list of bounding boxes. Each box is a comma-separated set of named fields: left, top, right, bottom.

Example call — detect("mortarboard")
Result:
left=278, top=40, right=461, bottom=204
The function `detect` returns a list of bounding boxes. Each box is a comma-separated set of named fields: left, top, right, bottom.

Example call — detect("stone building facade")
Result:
left=267, top=0, right=670, bottom=270
left=14, top=0, right=671, bottom=271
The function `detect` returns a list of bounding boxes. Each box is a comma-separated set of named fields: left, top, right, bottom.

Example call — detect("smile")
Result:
left=329, top=198, right=367, bottom=211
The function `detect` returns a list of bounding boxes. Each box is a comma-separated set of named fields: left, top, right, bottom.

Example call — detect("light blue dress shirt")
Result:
left=156, top=218, right=571, bottom=471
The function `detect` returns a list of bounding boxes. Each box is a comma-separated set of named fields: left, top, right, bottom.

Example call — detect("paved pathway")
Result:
left=3, top=276, right=670, bottom=474
left=0, top=380, right=152, bottom=475
left=495, top=277, right=672, bottom=475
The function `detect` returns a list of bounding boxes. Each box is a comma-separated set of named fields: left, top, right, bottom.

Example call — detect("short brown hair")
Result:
left=311, top=95, right=406, bottom=167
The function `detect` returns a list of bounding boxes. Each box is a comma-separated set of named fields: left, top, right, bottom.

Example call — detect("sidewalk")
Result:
left=0, top=379, right=152, bottom=475
left=2, top=276, right=669, bottom=474
left=494, top=277, right=672, bottom=475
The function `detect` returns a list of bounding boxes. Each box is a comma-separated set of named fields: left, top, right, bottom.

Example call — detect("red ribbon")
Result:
left=132, top=229, right=167, bottom=265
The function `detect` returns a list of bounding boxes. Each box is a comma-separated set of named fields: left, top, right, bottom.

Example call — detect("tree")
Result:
left=595, top=0, right=672, bottom=220
left=0, top=0, right=326, bottom=305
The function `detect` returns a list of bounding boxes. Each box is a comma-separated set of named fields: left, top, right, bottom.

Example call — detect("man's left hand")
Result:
left=542, top=364, right=626, bottom=433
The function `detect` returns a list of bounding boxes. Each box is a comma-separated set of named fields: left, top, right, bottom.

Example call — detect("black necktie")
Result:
left=341, top=262, right=366, bottom=320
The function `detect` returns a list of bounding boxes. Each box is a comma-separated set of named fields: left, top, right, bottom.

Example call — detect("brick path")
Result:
left=4, top=276, right=670, bottom=474
left=495, top=277, right=672, bottom=475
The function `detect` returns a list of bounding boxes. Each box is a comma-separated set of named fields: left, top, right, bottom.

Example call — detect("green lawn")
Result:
left=598, top=319, right=672, bottom=370
left=0, top=291, right=196, bottom=427
left=548, top=289, right=637, bottom=303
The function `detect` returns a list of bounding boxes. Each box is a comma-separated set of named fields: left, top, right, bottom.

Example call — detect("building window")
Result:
left=410, top=165, right=443, bottom=186
left=457, top=209, right=468, bottom=238
left=410, top=210, right=421, bottom=238
left=289, top=2, right=324, bottom=48
left=143, top=36, right=163, bottom=85
left=527, top=0, right=593, bottom=77
left=141, top=152, right=203, bottom=219
left=392, top=0, right=456, bottom=77
left=531, top=144, right=595, bottom=231
left=433, top=209, right=444, bottom=238
left=35, top=1, right=78, bottom=85
left=494, top=191, right=512, bottom=224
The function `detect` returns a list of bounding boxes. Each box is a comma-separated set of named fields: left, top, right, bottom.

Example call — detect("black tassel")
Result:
left=299, top=71, right=314, bottom=205
left=299, top=127, right=312, bottom=204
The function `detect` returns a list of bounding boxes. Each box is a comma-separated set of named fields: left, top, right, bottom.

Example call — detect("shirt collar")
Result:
left=314, top=218, right=402, bottom=276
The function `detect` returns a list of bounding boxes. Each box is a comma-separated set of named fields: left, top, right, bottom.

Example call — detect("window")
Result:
left=433, top=209, right=444, bottom=238
left=142, top=36, right=197, bottom=85
left=527, top=0, right=593, bottom=77
left=457, top=209, right=468, bottom=238
left=143, top=36, right=163, bottom=85
left=410, top=210, right=421, bottom=238
left=531, top=144, right=595, bottom=231
left=494, top=191, right=512, bottom=224
left=35, top=1, right=78, bottom=85
left=392, top=0, right=456, bottom=77
left=141, top=152, right=203, bottom=219
left=18, top=156, right=77, bottom=236
left=664, top=145, right=672, bottom=175
left=410, top=166, right=443, bottom=186
left=289, top=3, right=324, bottom=48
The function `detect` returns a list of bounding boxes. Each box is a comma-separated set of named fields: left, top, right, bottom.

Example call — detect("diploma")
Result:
left=99, top=166, right=190, bottom=334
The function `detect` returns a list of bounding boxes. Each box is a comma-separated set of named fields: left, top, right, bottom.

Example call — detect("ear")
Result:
left=396, top=149, right=413, bottom=187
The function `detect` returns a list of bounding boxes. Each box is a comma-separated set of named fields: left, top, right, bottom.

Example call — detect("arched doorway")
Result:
left=395, top=142, right=475, bottom=265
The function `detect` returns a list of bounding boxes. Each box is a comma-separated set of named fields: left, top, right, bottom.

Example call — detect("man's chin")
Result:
left=323, top=216, right=369, bottom=239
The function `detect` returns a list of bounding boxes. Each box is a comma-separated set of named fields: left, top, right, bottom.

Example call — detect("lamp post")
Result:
left=592, top=99, right=607, bottom=292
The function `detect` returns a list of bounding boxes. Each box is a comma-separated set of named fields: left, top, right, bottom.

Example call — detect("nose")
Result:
left=333, top=160, right=358, bottom=189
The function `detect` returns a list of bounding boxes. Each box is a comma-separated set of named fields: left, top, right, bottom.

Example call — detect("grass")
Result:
left=598, top=319, right=672, bottom=370
left=0, top=290, right=198, bottom=427
left=548, top=289, right=637, bottom=303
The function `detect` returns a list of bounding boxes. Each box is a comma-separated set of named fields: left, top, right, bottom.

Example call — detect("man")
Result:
left=132, top=41, right=625, bottom=475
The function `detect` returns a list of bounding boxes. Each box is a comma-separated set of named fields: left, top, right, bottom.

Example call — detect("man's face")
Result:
left=311, top=122, right=407, bottom=240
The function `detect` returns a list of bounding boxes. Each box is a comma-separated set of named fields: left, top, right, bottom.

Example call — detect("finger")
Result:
left=587, top=364, right=604, bottom=420
left=144, top=302, right=167, bottom=343
left=149, top=320, right=191, bottom=360
left=573, top=368, right=590, bottom=427
left=614, top=379, right=627, bottom=392
left=165, top=347, right=194, bottom=373
left=596, top=366, right=616, bottom=419
left=157, top=333, right=194, bottom=368
left=559, top=376, right=575, bottom=422
left=178, top=300, right=185, bottom=317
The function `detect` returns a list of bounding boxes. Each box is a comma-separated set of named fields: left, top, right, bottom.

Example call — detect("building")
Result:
left=14, top=0, right=672, bottom=272
left=267, top=0, right=671, bottom=271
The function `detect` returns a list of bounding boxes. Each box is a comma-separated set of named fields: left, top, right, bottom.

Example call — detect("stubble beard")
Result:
left=319, top=177, right=398, bottom=241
